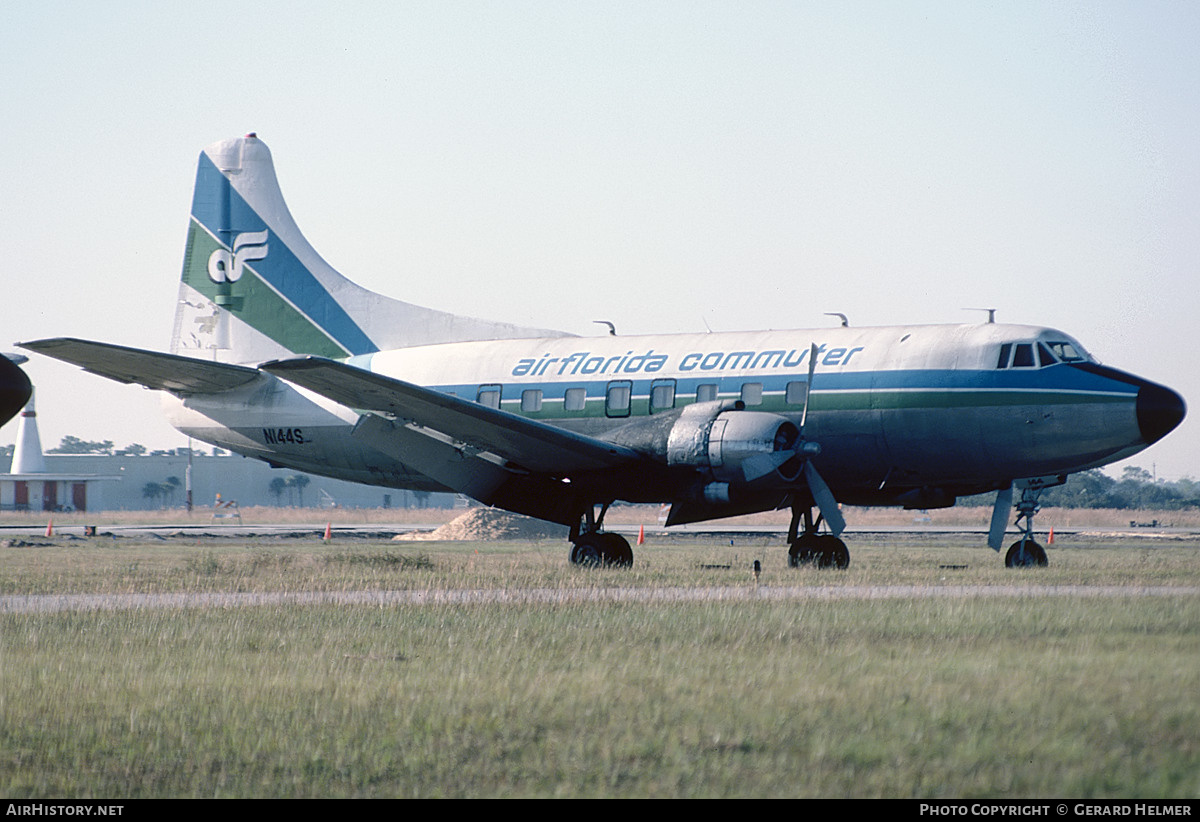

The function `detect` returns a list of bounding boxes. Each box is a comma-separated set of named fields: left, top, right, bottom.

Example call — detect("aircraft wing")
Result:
left=19, top=338, right=264, bottom=395
left=260, top=356, right=642, bottom=475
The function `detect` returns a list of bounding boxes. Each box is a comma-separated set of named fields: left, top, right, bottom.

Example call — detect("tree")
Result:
left=269, top=477, right=289, bottom=507
left=142, top=482, right=163, bottom=507
left=115, top=443, right=147, bottom=456
left=287, top=474, right=311, bottom=507
left=163, top=476, right=182, bottom=507
left=49, top=436, right=114, bottom=455
left=1040, top=469, right=1117, bottom=509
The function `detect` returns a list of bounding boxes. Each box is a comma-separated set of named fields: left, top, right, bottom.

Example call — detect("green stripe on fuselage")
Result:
left=830, top=388, right=1129, bottom=412
left=180, top=221, right=349, bottom=359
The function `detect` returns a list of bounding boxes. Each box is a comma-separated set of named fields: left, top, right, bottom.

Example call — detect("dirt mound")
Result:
left=394, top=508, right=568, bottom=541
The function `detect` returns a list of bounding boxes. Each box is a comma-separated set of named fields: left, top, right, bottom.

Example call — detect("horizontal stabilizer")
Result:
left=20, top=338, right=264, bottom=395
left=262, top=356, right=641, bottom=474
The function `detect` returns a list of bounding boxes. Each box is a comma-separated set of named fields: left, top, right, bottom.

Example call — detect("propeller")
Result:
left=988, top=484, right=1013, bottom=551
left=741, top=343, right=845, bottom=536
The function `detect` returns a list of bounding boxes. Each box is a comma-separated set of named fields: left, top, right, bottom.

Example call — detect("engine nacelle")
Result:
left=666, top=400, right=802, bottom=484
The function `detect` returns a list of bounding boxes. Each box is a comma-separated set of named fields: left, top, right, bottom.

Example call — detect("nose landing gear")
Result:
left=1005, top=485, right=1049, bottom=568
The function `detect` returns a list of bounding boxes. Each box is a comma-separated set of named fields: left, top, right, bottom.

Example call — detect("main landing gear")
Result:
left=1005, top=486, right=1048, bottom=568
left=787, top=504, right=849, bottom=569
left=568, top=503, right=633, bottom=567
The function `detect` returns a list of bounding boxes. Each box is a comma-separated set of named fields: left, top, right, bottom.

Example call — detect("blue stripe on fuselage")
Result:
left=419, top=363, right=1138, bottom=411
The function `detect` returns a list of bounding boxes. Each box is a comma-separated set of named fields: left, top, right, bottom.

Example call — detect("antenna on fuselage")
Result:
left=825, top=313, right=849, bottom=327
left=965, top=308, right=997, bottom=323
left=593, top=320, right=617, bottom=336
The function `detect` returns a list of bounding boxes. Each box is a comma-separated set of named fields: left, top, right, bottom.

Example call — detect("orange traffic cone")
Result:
left=637, top=524, right=645, bottom=546
left=45, top=519, right=53, bottom=537
left=1048, top=527, right=1055, bottom=545
left=323, top=522, right=332, bottom=541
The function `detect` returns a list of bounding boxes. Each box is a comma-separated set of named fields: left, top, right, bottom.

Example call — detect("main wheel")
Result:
left=570, top=534, right=603, bottom=566
left=815, top=535, right=850, bottom=569
left=597, top=532, right=634, bottom=567
left=1005, top=539, right=1048, bottom=568
left=570, top=532, right=633, bottom=567
left=788, top=534, right=820, bottom=567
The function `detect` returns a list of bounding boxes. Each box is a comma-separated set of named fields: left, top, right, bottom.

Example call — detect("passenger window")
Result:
left=476, top=384, right=502, bottom=408
left=996, top=343, right=1012, bottom=369
left=521, top=389, right=542, bottom=412
left=650, top=380, right=676, bottom=413
left=1011, top=344, right=1035, bottom=368
left=564, top=387, right=586, bottom=412
left=740, top=382, right=763, bottom=406
left=696, top=383, right=718, bottom=402
left=606, top=381, right=632, bottom=417
left=785, top=381, right=809, bottom=406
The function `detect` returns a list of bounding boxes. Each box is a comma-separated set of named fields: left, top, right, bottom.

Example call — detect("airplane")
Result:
left=20, top=134, right=1186, bottom=568
left=0, top=354, right=33, bottom=429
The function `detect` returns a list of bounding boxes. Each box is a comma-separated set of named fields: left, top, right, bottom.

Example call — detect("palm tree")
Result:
left=288, top=474, right=311, bottom=507
left=142, top=482, right=162, bottom=508
left=163, top=476, right=182, bottom=507
left=269, top=477, right=288, bottom=507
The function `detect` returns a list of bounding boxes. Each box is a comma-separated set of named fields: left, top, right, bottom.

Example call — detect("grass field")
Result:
left=1, top=531, right=1198, bottom=798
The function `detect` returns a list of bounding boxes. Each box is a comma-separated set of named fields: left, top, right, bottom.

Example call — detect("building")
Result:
left=0, top=392, right=117, bottom=512
left=0, top=389, right=453, bottom=513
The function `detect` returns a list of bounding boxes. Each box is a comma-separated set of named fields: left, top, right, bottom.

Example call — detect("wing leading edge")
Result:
left=19, top=338, right=264, bottom=395
left=261, top=356, right=641, bottom=474
left=262, top=356, right=649, bottom=526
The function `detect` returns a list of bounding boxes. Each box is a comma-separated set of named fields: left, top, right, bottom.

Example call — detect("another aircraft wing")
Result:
left=261, top=356, right=641, bottom=475
left=19, top=338, right=264, bottom=395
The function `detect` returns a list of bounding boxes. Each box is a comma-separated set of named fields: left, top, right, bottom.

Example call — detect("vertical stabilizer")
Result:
left=171, top=134, right=570, bottom=364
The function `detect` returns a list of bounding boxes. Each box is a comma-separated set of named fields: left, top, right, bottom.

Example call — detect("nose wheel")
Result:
left=1005, top=538, right=1048, bottom=567
left=1005, top=486, right=1049, bottom=568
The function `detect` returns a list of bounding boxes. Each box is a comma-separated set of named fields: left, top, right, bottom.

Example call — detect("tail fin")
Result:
left=171, top=134, right=569, bottom=363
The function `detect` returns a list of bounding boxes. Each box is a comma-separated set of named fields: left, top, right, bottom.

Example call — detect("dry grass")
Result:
left=6, top=504, right=1200, bottom=530
left=2, top=531, right=1198, bottom=798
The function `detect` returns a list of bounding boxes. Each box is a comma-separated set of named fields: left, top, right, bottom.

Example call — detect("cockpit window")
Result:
left=1011, top=343, right=1035, bottom=368
left=998, top=339, right=1086, bottom=369
left=996, top=343, right=1012, bottom=369
left=1045, top=341, right=1086, bottom=362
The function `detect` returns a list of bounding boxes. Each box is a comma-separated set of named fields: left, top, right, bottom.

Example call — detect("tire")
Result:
left=788, top=534, right=819, bottom=568
left=570, top=534, right=603, bottom=567
left=597, top=532, right=634, bottom=568
left=816, top=536, right=850, bottom=569
left=571, top=532, right=633, bottom=568
left=1005, top=539, right=1048, bottom=568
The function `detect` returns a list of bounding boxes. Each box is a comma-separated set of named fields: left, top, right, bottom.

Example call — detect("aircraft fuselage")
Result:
left=164, top=321, right=1183, bottom=514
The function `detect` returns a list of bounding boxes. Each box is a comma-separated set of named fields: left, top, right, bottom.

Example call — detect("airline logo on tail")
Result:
left=207, top=231, right=269, bottom=283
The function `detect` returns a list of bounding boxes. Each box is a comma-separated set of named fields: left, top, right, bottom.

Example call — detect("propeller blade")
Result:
left=742, top=449, right=797, bottom=482
left=988, top=484, right=1013, bottom=551
left=799, top=343, right=818, bottom=433
left=804, top=460, right=845, bottom=536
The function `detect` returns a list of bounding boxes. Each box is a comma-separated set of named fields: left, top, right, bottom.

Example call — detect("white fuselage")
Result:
left=164, top=322, right=1159, bottom=505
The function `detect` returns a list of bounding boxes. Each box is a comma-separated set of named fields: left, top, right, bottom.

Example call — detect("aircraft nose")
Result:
left=0, top=356, right=32, bottom=428
left=1137, top=381, right=1186, bottom=445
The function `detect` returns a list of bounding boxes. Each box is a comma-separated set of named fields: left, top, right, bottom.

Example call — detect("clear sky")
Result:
left=2, top=1, right=1197, bottom=480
